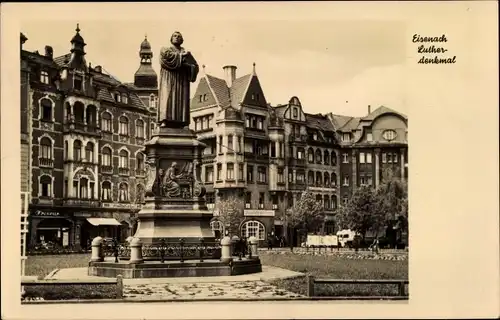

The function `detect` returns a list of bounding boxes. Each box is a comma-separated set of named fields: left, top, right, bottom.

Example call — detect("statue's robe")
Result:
left=157, top=46, right=199, bottom=127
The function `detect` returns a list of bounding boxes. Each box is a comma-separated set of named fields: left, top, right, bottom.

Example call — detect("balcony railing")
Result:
left=118, top=167, right=130, bottom=176
left=63, top=122, right=101, bottom=136
left=63, top=198, right=100, bottom=207
left=135, top=169, right=146, bottom=177
left=39, top=158, right=53, bottom=167
left=101, top=165, right=113, bottom=174
left=288, top=158, right=307, bottom=167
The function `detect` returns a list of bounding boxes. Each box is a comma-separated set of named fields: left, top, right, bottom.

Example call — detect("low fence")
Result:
left=306, top=275, right=409, bottom=299
left=21, top=276, right=123, bottom=301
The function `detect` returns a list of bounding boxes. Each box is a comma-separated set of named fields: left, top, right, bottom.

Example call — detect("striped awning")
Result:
left=86, top=218, right=121, bottom=226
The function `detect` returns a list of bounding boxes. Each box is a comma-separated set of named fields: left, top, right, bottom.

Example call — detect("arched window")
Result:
left=210, top=220, right=225, bottom=239
left=324, top=195, right=330, bottom=209
left=136, top=119, right=145, bottom=139
left=136, top=153, right=144, bottom=173
left=315, top=149, right=322, bottom=164
left=149, top=94, right=156, bottom=108
left=307, top=148, right=314, bottom=163
left=40, top=175, right=52, bottom=198
left=101, top=112, right=112, bottom=132
left=73, top=140, right=82, bottom=161
left=85, top=142, right=94, bottom=163
left=307, top=171, right=314, bottom=185
left=118, top=182, right=129, bottom=202
left=79, top=177, right=89, bottom=199
left=316, top=194, right=322, bottom=204
left=297, top=147, right=305, bottom=160
left=331, top=172, right=337, bottom=186
left=40, top=137, right=52, bottom=159
left=119, top=116, right=129, bottom=135
left=315, top=172, right=322, bottom=186
left=40, top=98, right=52, bottom=122
left=64, top=141, right=69, bottom=160
left=331, top=151, right=337, bottom=166
left=102, top=147, right=112, bottom=166
left=119, top=150, right=129, bottom=168
left=324, top=172, right=330, bottom=187
left=241, top=220, right=266, bottom=240
left=324, top=151, right=330, bottom=165
left=135, top=184, right=144, bottom=204
left=101, top=181, right=112, bottom=201
left=332, top=195, right=338, bottom=210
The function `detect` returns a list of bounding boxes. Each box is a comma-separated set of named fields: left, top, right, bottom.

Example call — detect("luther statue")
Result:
left=157, top=31, right=199, bottom=128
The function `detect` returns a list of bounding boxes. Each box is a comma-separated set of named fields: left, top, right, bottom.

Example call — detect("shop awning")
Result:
left=86, top=218, right=122, bottom=226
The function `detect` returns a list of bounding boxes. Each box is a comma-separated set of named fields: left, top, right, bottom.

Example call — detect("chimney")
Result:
left=368, top=105, right=371, bottom=114
left=222, top=65, right=237, bottom=88
left=45, top=46, right=53, bottom=59
left=94, top=65, right=102, bottom=73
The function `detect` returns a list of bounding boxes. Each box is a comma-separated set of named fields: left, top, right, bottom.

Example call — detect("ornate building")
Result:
left=21, top=26, right=156, bottom=250
left=190, top=64, right=408, bottom=245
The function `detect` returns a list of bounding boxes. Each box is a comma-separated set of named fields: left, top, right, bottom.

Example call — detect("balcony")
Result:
left=118, top=167, right=130, bottom=176
left=288, top=182, right=307, bottom=191
left=288, top=158, right=306, bottom=167
left=63, top=198, right=100, bottom=207
left=100, top=165, right=113, bottom=174
left=63, top=121, right=101, bottom=137
left=135, top=169, right=146, bottom=177
left=39, top=158, right=53, bottom=168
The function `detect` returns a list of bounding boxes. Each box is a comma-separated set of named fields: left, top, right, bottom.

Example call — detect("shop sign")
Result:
left=32, top=210, right=60, bottom=217
left=74, top=212, right=92, bottom=218
left=244, top=210, right=275, bottom=217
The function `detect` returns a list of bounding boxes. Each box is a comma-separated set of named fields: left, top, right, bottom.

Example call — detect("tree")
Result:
left=282, top=191, right=324, bottom=247
left=335, top=186, right=385, bottom=240
left=214, top=196, right=245, bottom=237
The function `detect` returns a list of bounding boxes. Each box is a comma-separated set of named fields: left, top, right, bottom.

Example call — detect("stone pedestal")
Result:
left=133, top=127, right=215, bottom=254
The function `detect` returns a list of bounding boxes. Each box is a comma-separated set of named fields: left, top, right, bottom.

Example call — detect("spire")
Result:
left=135, top=34, right=157, bottom=88
left=68, top=23, right=87, bottom=70
left=76, top=23, right=80, bottom=33
left=202, top=64, right=206, bottom=75
left=252, top=62, right=256, bottom=75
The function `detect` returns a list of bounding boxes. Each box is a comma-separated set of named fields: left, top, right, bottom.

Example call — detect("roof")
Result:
left=273, top=105, right=288, bottom=118
left=305, top=113, right=335, bottom=132
left=229, top=74, right=252, bottom=109
left=206, top=74, right=231, bottom=107
left=54, top=53, right=71, bottom=67
left=21, top=50, right=59, bottom=68
left=362, top=105, right=407, bottom=121
left=134, top=64, right=157, bottom=77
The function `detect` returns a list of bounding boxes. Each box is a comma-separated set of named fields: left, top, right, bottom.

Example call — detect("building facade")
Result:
left=21, top=26, right=156, bottom=250
left=20, top=27, right=408, bottom=249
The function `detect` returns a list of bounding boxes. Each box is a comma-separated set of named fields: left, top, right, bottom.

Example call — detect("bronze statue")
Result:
left=157, top=31, right=199, bottom=128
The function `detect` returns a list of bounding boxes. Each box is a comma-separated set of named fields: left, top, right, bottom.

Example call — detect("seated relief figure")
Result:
left=161, top=162, right=192, bottom=198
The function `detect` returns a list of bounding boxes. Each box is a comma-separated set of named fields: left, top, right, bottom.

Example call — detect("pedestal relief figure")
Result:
left=162, top=162, right=184, bottom=198
left=144, top=159, right=157, bottom=196
left=157, top=31, right=199, bottom=128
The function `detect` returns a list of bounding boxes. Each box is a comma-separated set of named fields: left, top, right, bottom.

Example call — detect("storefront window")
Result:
left=241, top=220, right=265, bottom=240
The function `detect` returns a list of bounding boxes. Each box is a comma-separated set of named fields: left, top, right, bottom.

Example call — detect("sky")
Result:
left=22, top=19, right=407, bottom=117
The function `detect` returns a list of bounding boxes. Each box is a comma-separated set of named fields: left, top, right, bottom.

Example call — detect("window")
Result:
left=367, top=175, right=373, bottom=186
left=293, top=107, right=298, bottom=118
left=194, top=118, right=199, bottom=131
left=85, top=142, right=94, bottom=163
left=342, top=133, right=351, bottom=142
left=210, top=220, right=223, bottom=237
left=324, top=173, right=330, bottom=186
left=74, top=77, right=82, bottom=91
left=331, top=172, right=337, bottom=186
left=237, top=136, right=241, bottom=153
left=382, top=153, right=387, bottom=163
left=227, top=135, right=233, bottom=151
left=241, top=220, right=265, bottom=240
left=40, top=137, right=52, bottom=159
left=238, top=164, right=244, bottom=181
left=136, top=153, right=145, bottom=172
left=343, top=175, right=349, bottom=186
left=258, top=193, right=265, bottom=209
left=198, top=95, right=202, bottom=103
left=383, top=130, right=396, bottom=141
left=118, top=183, right=129, bottom=202
left=393, top=153, right=398, bottom=163
left=308, top=171, right=314, bottom=185
left=206, top=193, right=215, bottom=209
left=258, top=167, right=267, bottom=183
left=360, top=175, right=367, bottom=186
left=245, top=192, right=252, bottom=209
left=332, top=195, right=337, bottom=209
left=79, top=178, right=89, bottom=199
left=40, top=71, right=50, bottom=84
left=387, top=153, right=393, bottom=163
left=272, top=194, right=278, bottom=210
left=270, top=143, right=276, bottom=157
left=119, top=150, right=129, bottom=168
left=101, top=112, right=112, bottom=132
left=64, top=141, right=69, bottom=160
left=296, top=171, right=305, bottom=183
left=119, top=116, right=129, bottom=135
left=297, top=148, right=304, bottom=160
left=203, top=117, right=208, bottom=129
left=40, top=175, right=52, bottom=198
left=218, top=136, right=223, bottom=153
left=205, top=166, right=214, bottom=182
left=101, top=181, right=112, bottom=201
left=313, top=132, right=318, bottom=141
left=40, top=99, right=52, bottom=121
left=342, top=196, right=349, bottom=205
left=308, top=149, right=314, bottom=163
left=245, top=116, right=250, bottom=127
left=217, top=163, right=222, bottom=180
left=257, top=118, right=263, bottom=130
left=331, top=151, right=337, bottom=166
left=227, top=163, right=234, bottom=180
left=324, top=151, right=330, bottom=165
left=324, top=195, right=330, bottom=209
left=102, top=147, right=112, bottom=166
left=73, top=140, right=82, bottom=161
left=288, top=172, right=294, bottom=183
left=359, top=152, right=365, bottom=164
left=367, top=133, right=373, bottom=142
left=115, top=93, right=122, bottom=103
left=366, top=152, right=373, bottom=163
left=247, top=165, right=254, bottom=182
left=278, top=168, right=284, bottom=183
left=136, top=119, right=145, bottom=138
left=149, top=95, right=156, bottom=108
left=122, top=94, right=128, bottom=104
left=315, top=149, right=322, bottom=163
left=342, top=153, right=349, bottom=163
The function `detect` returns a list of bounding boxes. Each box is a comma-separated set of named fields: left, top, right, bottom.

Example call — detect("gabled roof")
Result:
left=206, top=74, right=230, bottom=107
left=305, top=113, right=335, bottom=132
left=363, top=105, right=407, bottom=121
left=22, top=50, right=59, bottom=68
left=54, top=53, right=71, bottom=67
left=273, top=105, right=288, bottom=118
left=230, top=74, right=252, bottom=109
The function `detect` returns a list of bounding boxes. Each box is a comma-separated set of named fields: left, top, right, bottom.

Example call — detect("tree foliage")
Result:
left=376, top=171, right=409, bottom=233
left=283, top=191, right=325, bottom=232
left=214, top=196, right=245, bottom=236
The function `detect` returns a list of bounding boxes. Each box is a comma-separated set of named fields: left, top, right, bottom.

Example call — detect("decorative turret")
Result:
left=68, top=23, right=87, bottom=70
left=134, top=35, right=158, bottom=88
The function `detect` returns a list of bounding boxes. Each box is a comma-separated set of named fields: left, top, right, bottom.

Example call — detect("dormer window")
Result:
left=367, top=132, right=373, bottom=142
left=115, top=93, right=122, bottom=103
left=342, top=133, right=351, bottom=142
left=74, top=76, right=82, bottom=91
left=383, top=130, right=396, bottom=141
left=313, top=132, right=318, bottom=141
left=121, top=93, right=128, bottom=104
left=40, top=71, right=50, bottom=84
